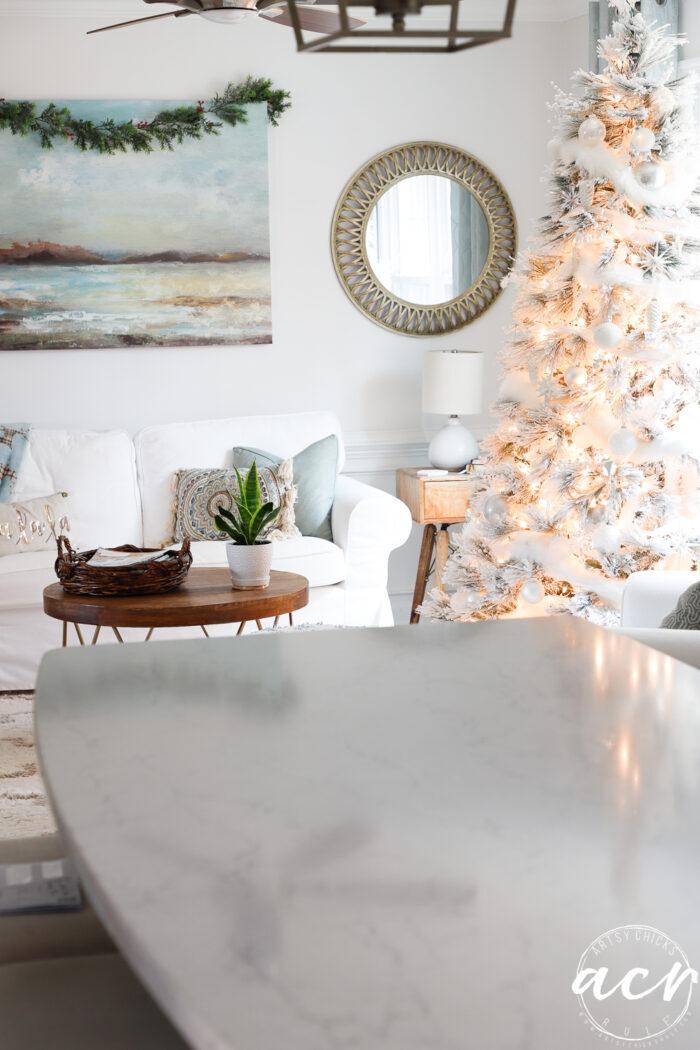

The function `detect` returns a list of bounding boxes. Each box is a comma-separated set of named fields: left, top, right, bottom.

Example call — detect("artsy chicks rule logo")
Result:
left=572, top=926, right=698, bottom=1044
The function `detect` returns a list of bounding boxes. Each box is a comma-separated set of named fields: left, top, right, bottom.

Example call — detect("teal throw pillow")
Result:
left=660, top=582, right=700, bottom=629
left=233, top=435, right=338, bottom=541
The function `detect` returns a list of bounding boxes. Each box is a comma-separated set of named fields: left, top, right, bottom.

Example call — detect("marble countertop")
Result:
left=35, top=618, right=700, bottom=1050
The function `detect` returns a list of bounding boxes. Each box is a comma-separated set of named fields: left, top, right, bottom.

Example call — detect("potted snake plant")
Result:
left=213, top=462, right=280, bottom=589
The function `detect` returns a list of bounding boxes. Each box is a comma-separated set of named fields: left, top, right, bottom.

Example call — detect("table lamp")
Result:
left=423, top=349, right=483, bottom=470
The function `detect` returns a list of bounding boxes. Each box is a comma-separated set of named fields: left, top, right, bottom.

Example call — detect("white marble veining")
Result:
left=35, top=619, right=700, bottom=1050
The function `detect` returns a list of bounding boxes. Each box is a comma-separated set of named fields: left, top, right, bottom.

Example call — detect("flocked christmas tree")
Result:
left=421, top=0, right=700, bottom=627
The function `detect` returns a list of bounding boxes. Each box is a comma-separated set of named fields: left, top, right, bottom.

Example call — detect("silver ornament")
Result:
left=578, top=115, right=606, bottom=145
left=593, top=525, right=622, bottom=555
left=483, top=494, right=508, bottom=526
left=631, top=126, right=656, bottom=152
left=564, top=366, right=587, bottom=387
left=635, top=160, right=666, bottom=190
left=452, top=589, right=479, bottom=614
left=608, top=428, right=637, bottom=457
left=521, top=580, right=545, bottom=604
left=593, top=321, right=623, bottom=350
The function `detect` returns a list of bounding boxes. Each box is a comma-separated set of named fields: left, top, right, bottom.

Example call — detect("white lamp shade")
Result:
left=422, top=350, right=483, bottom=416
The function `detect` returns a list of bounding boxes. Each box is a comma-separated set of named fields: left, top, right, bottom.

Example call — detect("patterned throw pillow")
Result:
left=0, top=492, right=70, bottom=556
left=174, top=465, right=299, bottom=543
left=660, top=582, right=700, bottom=629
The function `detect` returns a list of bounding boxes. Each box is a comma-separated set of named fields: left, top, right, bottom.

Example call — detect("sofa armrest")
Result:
left=331, top=475, right=412, bottom=589
left=620, top=570, right=699, bottom=628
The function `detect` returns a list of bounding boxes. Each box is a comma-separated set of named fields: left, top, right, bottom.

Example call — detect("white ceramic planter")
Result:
left=225, top=541, right=273, bottom=589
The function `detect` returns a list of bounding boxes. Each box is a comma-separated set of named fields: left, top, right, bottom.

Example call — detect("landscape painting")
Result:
left=0, top=100, right=271, bottom=350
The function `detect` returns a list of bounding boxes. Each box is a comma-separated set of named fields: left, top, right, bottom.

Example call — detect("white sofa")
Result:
left=617, top=569, right=700, bottom=671
left=0, top=412, right=412, bottom=690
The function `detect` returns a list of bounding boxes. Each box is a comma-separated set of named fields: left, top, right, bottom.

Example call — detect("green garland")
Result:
left=0, top=76, right=290, bottom=155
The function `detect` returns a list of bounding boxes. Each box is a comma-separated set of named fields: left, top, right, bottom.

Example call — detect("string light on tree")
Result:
left=418, top=0, right=700, bottom=629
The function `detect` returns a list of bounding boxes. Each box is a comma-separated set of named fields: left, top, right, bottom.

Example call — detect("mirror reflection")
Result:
left=365, top=174, right=489, bottom=307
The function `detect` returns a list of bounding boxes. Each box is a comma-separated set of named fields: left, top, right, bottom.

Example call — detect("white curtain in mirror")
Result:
left=365, top=174, right=488, bottom=307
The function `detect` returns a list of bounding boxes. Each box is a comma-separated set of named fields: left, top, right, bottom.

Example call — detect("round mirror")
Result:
left=332, top=142, right=516, bottom=336
left=365, top=175, right=489, bottom=307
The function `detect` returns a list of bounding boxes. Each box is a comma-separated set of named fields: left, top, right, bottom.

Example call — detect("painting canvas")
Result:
left=0, top=100, right=271, bottom=350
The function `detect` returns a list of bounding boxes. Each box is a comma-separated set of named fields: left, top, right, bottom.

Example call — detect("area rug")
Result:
left=0, top=691, right=57, bottom=840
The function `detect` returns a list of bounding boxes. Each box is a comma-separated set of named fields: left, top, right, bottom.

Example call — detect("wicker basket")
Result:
left=55, top=535, right=192, bottom=597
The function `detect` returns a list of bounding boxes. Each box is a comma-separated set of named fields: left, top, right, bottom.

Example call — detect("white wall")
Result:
left=0, top=8, right=587, bottom=608
left=1, top=11, right=584, bottom=441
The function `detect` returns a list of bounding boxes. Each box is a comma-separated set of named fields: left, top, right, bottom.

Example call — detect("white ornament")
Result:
left=578, top=115, right=606, bottom=145
left=483, top=494, right=508, bottom=526
left=608, top=428, right=637, bottom=457
left=647, top=299, right=661, bottom=334
left=631, top=126, right=656, bottom=152
left=579, top=179, right=595, bottom=211
left=452, top=589, right=479, bottom=614
left=521, top=580, right=545, bottom=604
left=593, top=321, right=623, bottom=350
left=653, top=376, right=676, bottom=401
left=635, top=160, right=666, bottom=190
left=547, top=138, right=561, bottom=159
left=564, top=366, right=587, bottom=387
left=593, top=525, right=622, bottom=555
left=652, top=85, right=675, bottom=117
left=572, top=424, right=596, bottom=449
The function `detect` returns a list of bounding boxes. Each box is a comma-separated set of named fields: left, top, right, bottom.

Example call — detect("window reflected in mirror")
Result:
left=365, top=174, right=489, bottom=307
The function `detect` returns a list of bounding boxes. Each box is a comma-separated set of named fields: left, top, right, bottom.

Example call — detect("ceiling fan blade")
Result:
left=87, top=10, right=192, bottom=34
left=261, top=5, right=364, bottom=32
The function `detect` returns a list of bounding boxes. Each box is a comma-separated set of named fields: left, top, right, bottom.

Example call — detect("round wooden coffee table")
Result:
left=43, top=568, right=309, bottom=646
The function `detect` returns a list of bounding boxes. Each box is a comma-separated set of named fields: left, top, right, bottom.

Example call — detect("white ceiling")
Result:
left=0, top=0, right=589, bottom=20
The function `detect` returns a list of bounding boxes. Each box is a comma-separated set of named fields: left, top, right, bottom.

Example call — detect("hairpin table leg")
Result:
left=144, top=627, right=154, bottom=642
left=92, top=626, right=101, bottom=645
left=255, top=619, right=263, bottom=631
left=62, top=621, right=67, bottom=648
left=74, top=622, right=85, bottom=646
left=237, top=621, right=246, bottom=636
left=288, top=613, right=294, bottom=626
left=201, top=625, right=210, bottom=638
left=273, top=616, right=280, bottom=628
left=112, top=627, right=124, bottom=644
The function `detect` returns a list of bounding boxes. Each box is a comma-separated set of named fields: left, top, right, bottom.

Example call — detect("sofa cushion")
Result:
left=0, top=551, right=58, bottom=609
left=135, top=412, right=344, bottom=548
left=0, top=493, right=71, bottom=557
left=13, top=430, right=141, bottom=550
left=190, top=537, right=345, bottom=588
left=0, top=536, right=346, bottom=608
left=233, top=434, right=339, bottom=541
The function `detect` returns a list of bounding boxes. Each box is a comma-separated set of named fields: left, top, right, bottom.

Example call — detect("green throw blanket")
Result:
left=0, top=424, right=31, bottom=502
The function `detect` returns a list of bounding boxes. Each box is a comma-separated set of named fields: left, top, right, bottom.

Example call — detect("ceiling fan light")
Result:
left=200, top=8, right=258, bottom=23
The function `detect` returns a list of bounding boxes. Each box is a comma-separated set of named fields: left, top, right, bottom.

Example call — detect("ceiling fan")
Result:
left=88, top=0, right=365, bottom=36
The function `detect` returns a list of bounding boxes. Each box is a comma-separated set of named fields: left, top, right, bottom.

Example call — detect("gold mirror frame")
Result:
left=332, top=142, right=517, bottom=336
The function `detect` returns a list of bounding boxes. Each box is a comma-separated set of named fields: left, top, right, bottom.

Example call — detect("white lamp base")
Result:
left=428, top=416, right=478, bottom=471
